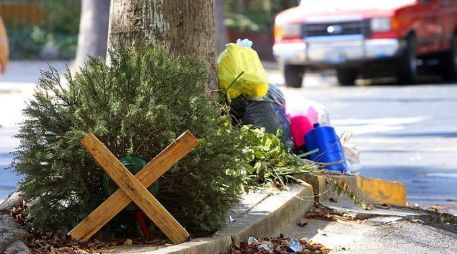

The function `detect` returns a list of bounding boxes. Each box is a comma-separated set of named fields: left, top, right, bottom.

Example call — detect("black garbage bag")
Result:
left=231, top=84, right=293, bottom=150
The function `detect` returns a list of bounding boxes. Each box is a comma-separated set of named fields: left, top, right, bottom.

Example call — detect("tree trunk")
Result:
left=72, top=0, right=111, bottom=71
left=107, top=0, right=217, bottom=92
left=215, top=0, right=227, bottom=54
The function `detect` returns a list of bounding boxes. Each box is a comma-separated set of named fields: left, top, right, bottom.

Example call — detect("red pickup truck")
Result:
left=273, top=0, right=457, bottom=87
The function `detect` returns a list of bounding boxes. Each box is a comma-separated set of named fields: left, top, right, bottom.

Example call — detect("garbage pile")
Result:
left=218, top=39, right=360, bottom=174
left=225, top=234, right=329, bottom=254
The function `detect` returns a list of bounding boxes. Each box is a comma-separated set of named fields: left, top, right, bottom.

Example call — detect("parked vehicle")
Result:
left=0, top=16, right=8, bottom=75
left=273, top=0, right=457, bottom=87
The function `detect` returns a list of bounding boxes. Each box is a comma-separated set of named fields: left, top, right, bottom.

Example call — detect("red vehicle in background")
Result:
left=0, top=16, right=8, bottom=75
left=273, top=0, right=457, bottom=87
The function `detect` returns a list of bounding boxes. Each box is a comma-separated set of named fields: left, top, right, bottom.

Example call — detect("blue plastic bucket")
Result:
left=304, top=123, right=347, bottom=172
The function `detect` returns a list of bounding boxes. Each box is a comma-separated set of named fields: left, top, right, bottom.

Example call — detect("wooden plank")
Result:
left=79, top=133, right=190, bottom=244
left=68, top=131, right=197, bottom=242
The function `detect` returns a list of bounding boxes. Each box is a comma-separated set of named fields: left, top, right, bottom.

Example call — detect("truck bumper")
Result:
left=273, top=36, right=404, bottom=67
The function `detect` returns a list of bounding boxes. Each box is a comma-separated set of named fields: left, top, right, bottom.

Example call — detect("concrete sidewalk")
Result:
left=283, top=198, right=457, bottom=254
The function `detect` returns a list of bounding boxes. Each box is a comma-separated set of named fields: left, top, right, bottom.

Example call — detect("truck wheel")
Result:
left=284, top=64, right=304, bottom=88
left=397, top=36, right=417, bottom=84
left=336, top=68, right=358, bottom=86
left=440, top=35, right=457, bottom=81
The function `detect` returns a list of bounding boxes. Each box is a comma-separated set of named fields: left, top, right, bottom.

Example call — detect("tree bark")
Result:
left=107, top=0, right=217, bottom=92
left=215, top=0, right=227, bottom=54
left=72, top=0, right=111, bottom=71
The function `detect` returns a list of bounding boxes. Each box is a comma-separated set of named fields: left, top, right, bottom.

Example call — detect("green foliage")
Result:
left=6, top=0, right=80, bottom=59
left=224, top=0, right=299, bottom=32
left=7, top=27, right=78, bottom=59
left=13, top=44, right=245, bottom=236
left=239, top=126, right=316, bottom=189
left=38, top=0, right=81, bottom=35
left=225, top=13, right=264, bottom=32
left=6, top=28, right=42, bottom=59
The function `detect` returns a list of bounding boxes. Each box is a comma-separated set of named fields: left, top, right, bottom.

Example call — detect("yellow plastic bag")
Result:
left=217, top=43, right=269, bottom=100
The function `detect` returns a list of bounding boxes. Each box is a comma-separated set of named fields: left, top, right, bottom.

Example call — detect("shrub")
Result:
left=13, top=44, right=245, bottom=236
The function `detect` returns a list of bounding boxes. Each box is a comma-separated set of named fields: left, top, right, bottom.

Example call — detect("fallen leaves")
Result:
left=7, top=199, right=171, bottom=253
left=26, top=234, right=108, bottom=254
left=24, top=231, right=172, bottom=253
left=9, top=200, right=27, bottom=225
left=304, top=204, right=354, bottom=222
left=225, top=234, right=330, bottom=254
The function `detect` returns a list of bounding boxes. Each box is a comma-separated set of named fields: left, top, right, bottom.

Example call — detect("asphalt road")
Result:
left=1, top=61, right=457, bottom=215
left=268, top=68, right=457, bottom=213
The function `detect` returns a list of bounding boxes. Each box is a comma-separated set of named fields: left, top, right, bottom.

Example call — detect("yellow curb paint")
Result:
left=297, top=174, right=407, bottom=206
left=355, top=176, right=407, bottom=206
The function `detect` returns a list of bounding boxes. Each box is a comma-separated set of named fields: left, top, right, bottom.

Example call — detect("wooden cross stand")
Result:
left=68, top=131, right=199, bottom=244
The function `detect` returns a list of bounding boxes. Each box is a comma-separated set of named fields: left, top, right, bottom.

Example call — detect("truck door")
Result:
left=415, top=0, right=440, bottom=54
left=437, top=0, right=457, bottom=50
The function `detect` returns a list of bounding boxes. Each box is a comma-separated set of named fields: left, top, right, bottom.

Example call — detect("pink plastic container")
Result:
left=289, top=115, right=313, bottom=148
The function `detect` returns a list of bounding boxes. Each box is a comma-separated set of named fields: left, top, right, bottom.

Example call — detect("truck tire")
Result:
left=284, top=64, right=304, bottom=88
left=440, top=35, right=457, bottom=81
left=396, top=36, right=417, bottom=84
left=336, top=68, right=358, bottom=86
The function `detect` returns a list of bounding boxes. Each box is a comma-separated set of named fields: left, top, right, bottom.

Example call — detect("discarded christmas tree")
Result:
left=13, top=44, right=245, bottom=236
